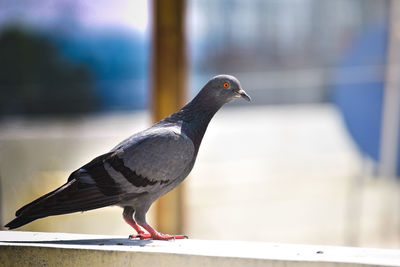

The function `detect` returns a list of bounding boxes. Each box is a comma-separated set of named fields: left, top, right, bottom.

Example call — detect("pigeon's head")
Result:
left=205, top=74, right=251, bottom=104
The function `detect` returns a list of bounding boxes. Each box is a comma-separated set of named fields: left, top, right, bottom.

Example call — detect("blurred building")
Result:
left=189, top=0, right=388, bottom=104
left=0, top=0, right=149, bottom=116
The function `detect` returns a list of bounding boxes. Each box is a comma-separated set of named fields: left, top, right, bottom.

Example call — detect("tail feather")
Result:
left=5, top=216, right=41, bottom=230
left=15, top=185, right=63, bottom=217
left=5, top=179, right=122, bottom=229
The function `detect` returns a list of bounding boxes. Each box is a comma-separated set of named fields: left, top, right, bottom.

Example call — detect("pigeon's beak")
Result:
left=237, top=89, right=251, bottom=102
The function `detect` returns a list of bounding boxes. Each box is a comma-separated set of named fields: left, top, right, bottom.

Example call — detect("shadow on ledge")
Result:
left=2, top=238, right=153, bottom=247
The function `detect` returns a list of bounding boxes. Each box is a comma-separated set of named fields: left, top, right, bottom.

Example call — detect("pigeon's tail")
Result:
left=4, top=215, right=39, bottom=229
left=5, top=179, right=121, bottom=229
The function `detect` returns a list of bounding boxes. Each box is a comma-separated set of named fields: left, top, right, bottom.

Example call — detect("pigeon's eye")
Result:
left=223, top=82, right=230, bottom=88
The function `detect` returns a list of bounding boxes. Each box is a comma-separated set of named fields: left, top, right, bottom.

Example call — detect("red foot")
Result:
left=149, top=233, right=188, bottom=240
left=129, top=233, right=152, bottom=239
left=138, top=222, right=188, bottom=240
left=170, top=234, right=188, bottom=240
left=129, top=232, right=187, bottom=240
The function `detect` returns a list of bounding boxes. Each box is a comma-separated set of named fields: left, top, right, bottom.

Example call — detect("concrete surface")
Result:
left=1, top=231, right=400, bottom=267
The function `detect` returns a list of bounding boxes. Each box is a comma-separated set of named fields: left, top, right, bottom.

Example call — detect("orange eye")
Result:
left=223, top=82, right=230, bottom=88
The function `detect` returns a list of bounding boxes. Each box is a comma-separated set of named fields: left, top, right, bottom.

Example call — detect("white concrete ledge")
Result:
left=0, top=231, right=400, bottom=267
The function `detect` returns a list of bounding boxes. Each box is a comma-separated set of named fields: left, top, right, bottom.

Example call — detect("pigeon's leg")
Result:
left=123, top=207, right=151, bottom=239
left=134, top=208, right=187, bottom=240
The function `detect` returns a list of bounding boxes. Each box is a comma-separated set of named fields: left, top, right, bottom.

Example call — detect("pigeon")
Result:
left=5, top=74, right=251, bottom=240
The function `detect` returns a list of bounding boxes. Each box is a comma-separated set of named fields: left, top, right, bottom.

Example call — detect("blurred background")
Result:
left=1, top=0, right=400, bottom=249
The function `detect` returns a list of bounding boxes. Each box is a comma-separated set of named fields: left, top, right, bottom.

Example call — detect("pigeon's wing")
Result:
left=103, top=127, right=195, bottom=195
left=5, top=127, right=194, bottom=230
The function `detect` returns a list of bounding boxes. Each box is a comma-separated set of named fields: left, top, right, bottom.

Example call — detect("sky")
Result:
left=0, top=0, right=149, bottom=33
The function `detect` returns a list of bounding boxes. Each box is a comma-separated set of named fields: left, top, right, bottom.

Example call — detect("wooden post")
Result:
left=151, top=0, right=187, bottom=234
left=380, top=0, right=400, bottom=178
left=379, top=0, right=400, bottom=246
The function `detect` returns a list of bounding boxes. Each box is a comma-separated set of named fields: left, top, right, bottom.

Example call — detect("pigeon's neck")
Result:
left=164, top=89, right=224, bottom=152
